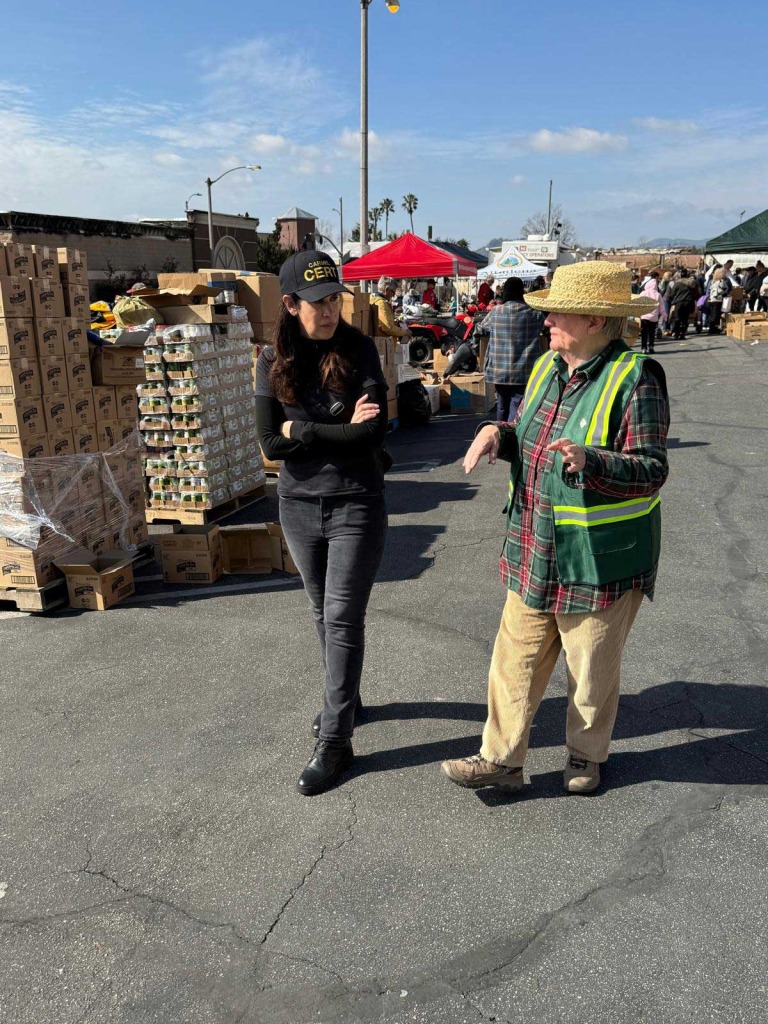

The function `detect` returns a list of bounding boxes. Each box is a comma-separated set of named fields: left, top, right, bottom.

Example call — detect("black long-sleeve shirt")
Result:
left=255, top=336, right=388, bottom=498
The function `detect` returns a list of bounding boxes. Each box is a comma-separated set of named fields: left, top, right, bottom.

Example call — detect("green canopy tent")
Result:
left=705, top=209, right=768, bottom=254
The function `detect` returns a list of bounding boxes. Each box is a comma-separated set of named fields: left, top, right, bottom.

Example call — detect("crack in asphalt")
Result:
left=258, top=792, right=358, bottom=950
left=226, top=788, right=737, bottom=1022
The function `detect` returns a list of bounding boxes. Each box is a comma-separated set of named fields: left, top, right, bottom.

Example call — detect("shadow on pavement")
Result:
left=349, top=682, right=768, bottom=792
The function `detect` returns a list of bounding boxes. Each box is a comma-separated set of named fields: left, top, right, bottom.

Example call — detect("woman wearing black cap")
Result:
left=255, top=251, right=389, bottom=795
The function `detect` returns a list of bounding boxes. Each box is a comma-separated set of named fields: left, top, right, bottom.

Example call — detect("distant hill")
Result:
left=644, top=237, right=707, bottom=249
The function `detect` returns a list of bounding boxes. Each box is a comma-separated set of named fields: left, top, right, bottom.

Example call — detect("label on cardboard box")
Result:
left=29, top=278, right=65, bottom=319
left=97, top=420, right=119, bottom=451
left=3, top=244, right=33, bottom=278
left=91, top=345, right=146, bottom=385
left=69, top=389, right=95, bottom=426
left=0, top=318, right=36, bottom=360
left=64, top=284, right=89, bottom=318
left=114, top=385, right=138, bottom=421
left=39, top=355, right=67, bottom=395
left=0, top=357, right=41, bottom=399
left=0, top=546, right=59, bottom=589
left=32, top=245, right=60, bottom=281
left=0, top=275, right=34, bottom=319
left=43, top=393, right=72, bottom=433
left=93, top=386, right=116, bottom=422
left=34, top=318, right=65, bottom=358
left=0, top=433, right=51, bottom=459
left=157, top=524, right=223, bottom=583
left=57, top=248, right=88, bottom=285
left=51, top=430, right=75, bottom=457
left=0, top=397, right=45, bottom=440
left=61, top=317, right=88, bottom=354
left=72, top=423, right=98, bottom=454
left=65, top=351, right=92, bottom=391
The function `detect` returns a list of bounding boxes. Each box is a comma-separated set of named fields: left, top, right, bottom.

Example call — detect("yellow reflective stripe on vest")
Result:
left=553, top=493, right=660, bottom=527
left=585, top=352, right=640, bottom=447
left=523, top=351, right=555, bottom=411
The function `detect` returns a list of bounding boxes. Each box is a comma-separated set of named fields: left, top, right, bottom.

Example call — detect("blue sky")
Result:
left=1, top=0, right=766, bottom=248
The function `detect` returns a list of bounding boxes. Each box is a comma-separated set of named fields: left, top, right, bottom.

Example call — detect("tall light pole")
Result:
left=185, top=191, right=202, bottom=213
left=205, top=164, right=261, bottom=264
left=332, top=197, right=344, bottom=267
left=360, top=0, right=399, bottom=270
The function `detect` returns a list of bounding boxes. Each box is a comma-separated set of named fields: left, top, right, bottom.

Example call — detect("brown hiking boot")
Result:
left=441, top=754, right=524, bottom=791
left=564, top=755, right=601, bottom=794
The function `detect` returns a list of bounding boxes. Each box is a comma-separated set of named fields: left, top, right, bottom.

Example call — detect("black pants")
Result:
left=495, top=384, right=525, bottom=422
left=640, top=320, right=657, bottom=352
left=279, top=494, right=387, bottom=741
left=672, top=305, right=692, bottom=339
left=708, top=301, right=723, bottom=333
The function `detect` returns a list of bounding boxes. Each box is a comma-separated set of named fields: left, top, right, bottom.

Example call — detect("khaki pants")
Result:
left=480, top=589, right=643, bottom=767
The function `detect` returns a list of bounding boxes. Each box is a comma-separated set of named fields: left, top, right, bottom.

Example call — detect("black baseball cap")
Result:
left=279, top=250, right=351, bottom=302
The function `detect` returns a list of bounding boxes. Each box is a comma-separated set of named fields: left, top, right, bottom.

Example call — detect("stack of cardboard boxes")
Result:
left=374, top=336, right=399, bottom=422
left=722, top=311, right=768, bottom=341
left=138, top=301, right=265, bottom=514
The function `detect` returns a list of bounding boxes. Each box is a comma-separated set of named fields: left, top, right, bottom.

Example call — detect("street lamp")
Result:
left=332, top=196, right=344, bottom=266
left=360, top=0, right=399, bottom=267
left=205, top=164, right=261, bottom=264
left=185, top=191, right=202, bottom=213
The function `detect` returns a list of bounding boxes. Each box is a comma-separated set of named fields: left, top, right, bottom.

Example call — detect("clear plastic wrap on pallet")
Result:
left=0, top=431, right=146, bottom=560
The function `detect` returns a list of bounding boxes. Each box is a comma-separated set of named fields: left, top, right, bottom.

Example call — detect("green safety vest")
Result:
left=506, top=341, right=662, bottom=586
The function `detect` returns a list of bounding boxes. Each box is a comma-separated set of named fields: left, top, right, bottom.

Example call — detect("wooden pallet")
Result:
left=144, top=484, right=267, bottom=526
left=0, top=542, right=156, bottom=614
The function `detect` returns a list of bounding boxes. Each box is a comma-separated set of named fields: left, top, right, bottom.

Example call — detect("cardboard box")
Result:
left=432, top=347, right=451, bottom=374
left=57, top=248, right=88, bottom=285
left=65, top=352, right=92, bottom=391
left=112, top=421, right=136, bottom=444
left=3, top=243, right=34, bottom=279
left=0, top=397, right=46, bottom=441
left=0, top=544, right=60, bottom=589
left=0, top=357, right=41, bottom=399
left=43, top=393, right=72, bottom=433
left=97, top=420, right=119, bottom=451
left=32, top=245, right=60, bottom=281
left=124, top=481, right=146, bottom=517
left=0, top=318, right=36, bottom=360
left=234, top=273, right=283, bottom=323
left=54, top=548, right=135, bottom=610
left=449, top=373, right=495, bottom=415
left=114, top=385, right=138, bottom=421
left=63, top=284, right=89, bottom=319
left=219, top=522, right=299, bottom=575
left=61, top=317, right=88, bottom=354
left=93, top=386, right=117, bottom=423
left=156, top=524, right=223, bottom=584
left=127, top=514, right=149, bottom=547
left=0, top=434, right=51, bottom=459
left=39, top=355, right=67, bottom=395
left=90, top=344, right=145, bottom=385
left=250, top=321, right=275, bottom=344
left=155, top=304, right=230, bottom=325
left=0, top=276, right=34, bottom=319
left=34, top=318, right=65, bottom=358
left=69, top=389, right=96, bottom=426
left=51, top=431, right=75, bottom=457
left=387, top=396, right=398, bottom=421
left=29, top=277, right=65, bottom=319
left=72, top=423, right=98, bottom=454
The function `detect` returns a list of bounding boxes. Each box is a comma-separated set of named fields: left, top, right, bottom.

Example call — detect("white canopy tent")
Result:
left=477, top=245, right=547, bottom=282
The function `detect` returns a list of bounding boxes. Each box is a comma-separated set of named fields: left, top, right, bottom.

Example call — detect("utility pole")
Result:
left=546, top=179, right=553, bottom=236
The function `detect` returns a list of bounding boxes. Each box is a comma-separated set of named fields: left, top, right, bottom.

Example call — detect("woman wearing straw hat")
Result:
left=441, top=262, right=670, bottom=795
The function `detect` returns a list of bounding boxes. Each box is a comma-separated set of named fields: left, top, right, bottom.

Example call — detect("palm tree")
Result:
left=380, top=198, right=395, bottom=238
left=369, top=205, right=382, bottom=241
left=402, top=193, right=418, bottom=233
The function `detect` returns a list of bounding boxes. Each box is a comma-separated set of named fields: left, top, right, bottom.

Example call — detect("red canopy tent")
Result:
left=341, top=233, right=478, bottom=281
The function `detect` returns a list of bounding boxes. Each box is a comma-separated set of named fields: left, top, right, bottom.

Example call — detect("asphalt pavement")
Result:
left=2, top=332, right=767, bottom=1024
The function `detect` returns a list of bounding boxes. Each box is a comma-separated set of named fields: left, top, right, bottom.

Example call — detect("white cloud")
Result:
left=512, top=174, right=525, bottom=185
left=633, top=117, right=699, bottom=134
left=153, top=152, right=186, bottom=168
left=528, top=127, right=628, bottom=153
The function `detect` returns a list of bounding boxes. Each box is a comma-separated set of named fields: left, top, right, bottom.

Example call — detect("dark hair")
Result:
left=650, top=270, right=659, bottom=279
left=501, top=277, right=525, bottom=302
left=268, top=299, right=363, bottom=406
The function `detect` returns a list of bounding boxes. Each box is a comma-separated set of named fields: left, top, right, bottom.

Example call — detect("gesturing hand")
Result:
left=463, top=425, right=500, bottom=474
left=350, top=395, right=380, bottom=424
left=546, top=437, right=587, bottom=473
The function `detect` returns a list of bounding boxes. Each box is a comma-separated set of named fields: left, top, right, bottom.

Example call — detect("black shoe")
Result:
left=312, top=695, right=364, bottom=739
left=297, top=740, right=353, bottom=796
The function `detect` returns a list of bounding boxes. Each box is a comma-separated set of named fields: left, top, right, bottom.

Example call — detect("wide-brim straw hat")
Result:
left=525, top=261, right=658, bottom=317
